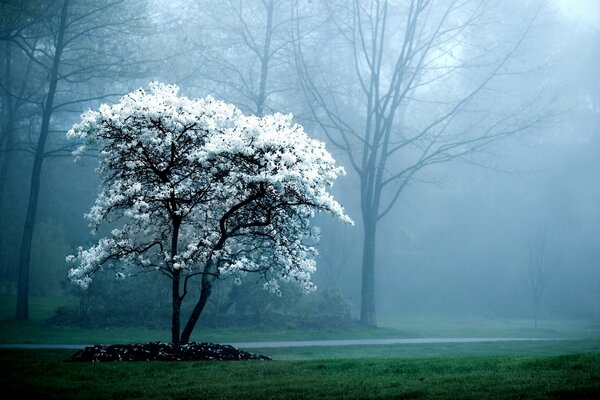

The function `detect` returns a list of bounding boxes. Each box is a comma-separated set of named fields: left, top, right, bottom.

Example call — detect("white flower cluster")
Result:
left=66, top=82, right=352, bottom=293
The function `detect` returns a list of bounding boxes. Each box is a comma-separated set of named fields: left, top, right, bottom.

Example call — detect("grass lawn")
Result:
left=0, top=319, right=412, bottom=344
left=2, top=295, right=599, bottom=399
left=1, top=349, right=599, bottom=399
left=255, top=339, right=600, bottom=360
left=1, top=317, right=598, bottom=345
left=378, top=316, right=600, bottom=339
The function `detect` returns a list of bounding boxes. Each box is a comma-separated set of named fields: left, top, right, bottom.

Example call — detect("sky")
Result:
left=554, top=0, right=600, bottom=25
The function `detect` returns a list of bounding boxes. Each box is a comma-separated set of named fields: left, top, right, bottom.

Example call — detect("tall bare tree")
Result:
left=527, top=229, right=552, bottom=329
left=1, top=0, right=150, bottom=320
left=0, top=1, right=43, bottom=214
left=293, top=0, right=552, bottom=326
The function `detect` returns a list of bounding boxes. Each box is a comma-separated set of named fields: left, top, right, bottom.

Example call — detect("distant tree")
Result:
left=0, top=3, right=42, bottom=286
left=527, top=229, right=552, bottom=329
left=0, top=4, right=40, bottom=212
left=67, top=83, right=351, bottom=344
left=293, top=0, right=552, bottom=326
left=0, top=0, right=150, bottom=320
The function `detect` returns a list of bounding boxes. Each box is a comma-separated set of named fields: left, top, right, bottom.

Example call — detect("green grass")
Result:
left=3, top=295, right=600, bottom=399
left=1, top=349, right=599, bottom=399
left=255, top=339, right=600, bottom=360
left=1, top=317, right=598, bottom=345
left=379, top=315, right=600, bottom=339
left=0, top=319, right=409, bottom=344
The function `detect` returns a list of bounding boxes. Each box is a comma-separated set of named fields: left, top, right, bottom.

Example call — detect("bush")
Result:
left=194, top=281, right=356, bottom=329
left=49, top=273, right=356, bottom=330
left=48, top=272, right=171, bottom=329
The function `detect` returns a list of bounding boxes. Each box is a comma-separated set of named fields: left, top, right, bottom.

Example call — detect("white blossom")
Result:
left=66, top=82, right=352, bottom=298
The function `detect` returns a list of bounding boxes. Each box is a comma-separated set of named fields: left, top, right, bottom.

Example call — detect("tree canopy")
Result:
left=66, top=82, right=351, bottom=343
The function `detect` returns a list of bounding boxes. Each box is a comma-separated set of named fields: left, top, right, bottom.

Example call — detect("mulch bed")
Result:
left=67, top=342, right=271, bottom=362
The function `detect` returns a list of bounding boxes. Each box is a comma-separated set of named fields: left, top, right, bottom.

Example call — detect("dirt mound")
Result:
left=67, top=342, right=271, bottom=362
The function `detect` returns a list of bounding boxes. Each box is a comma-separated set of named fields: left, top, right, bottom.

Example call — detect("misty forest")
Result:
left=1, top=0, right=599, bottom=398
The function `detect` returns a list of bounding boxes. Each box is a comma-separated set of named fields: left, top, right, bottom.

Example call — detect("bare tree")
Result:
left=293, top=0, right=552, bottom=326
left=1, top=0, right=150, bottom=320
left=527, top=229, right=552, bottom=329
left=0, top=1, right=44, bottom=214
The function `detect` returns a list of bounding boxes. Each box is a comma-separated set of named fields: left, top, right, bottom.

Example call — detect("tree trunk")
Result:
left=0, top=47, right=15, bottom=290
left=16, top=0, right=70, bottom=320
left=360, top=217, right=377, bottom=327
left=0, top=113, right=14, bottom=212
left=533, top=299, right=539, bottom=329
left=0, top=41, right=16, bottom=284
left=171, top=269, right=182, bottom=343
left=0, top=40, right=15, bottom=211
left=255, top=0, right=273, bottom=117
left=180, top=272, right=215, bottom=344
left=170, top=220, right=182, bottom=344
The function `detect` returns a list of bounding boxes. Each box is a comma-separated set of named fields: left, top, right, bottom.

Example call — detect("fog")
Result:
left=0, top=0, right=598, bottom=334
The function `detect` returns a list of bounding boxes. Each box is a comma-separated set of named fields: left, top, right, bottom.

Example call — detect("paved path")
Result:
left=0, top=337, right=564, bottom=350
left=229, top=337, right=564, bottom=349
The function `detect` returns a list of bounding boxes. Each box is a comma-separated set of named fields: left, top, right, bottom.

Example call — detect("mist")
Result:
left=1, top=0, right=599, bottom=335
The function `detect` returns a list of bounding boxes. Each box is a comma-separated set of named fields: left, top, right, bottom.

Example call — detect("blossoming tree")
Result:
left=67, top=83, right=351, bottom=344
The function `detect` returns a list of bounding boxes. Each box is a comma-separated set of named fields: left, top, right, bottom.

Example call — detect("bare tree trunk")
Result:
left=180, top=272, right=215, bottom=344
left=360, top=216, right=377, bottom=327
left=0, top=41, right=15, bottom=289
left=0, top=40, right=15, bottom=211
left=0, top=116, right=14, bottom=212
left=255, top=0, right=273, bottom=116
left=171, top=270, right=182, bottom=343
left=16, top=0, right=69, bottom=320
left=528, top=230, right=549, bottom=330
left=171, top=221, right=182, bottom=344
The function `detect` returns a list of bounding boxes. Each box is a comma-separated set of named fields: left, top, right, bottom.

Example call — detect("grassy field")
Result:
left=0, top=319, right=412, bottom=344
left=254, top=339, right=600, bottom=360
left=1, top=318, right=598, bottom=345
left=2, top=295, right=599, bottom=399
left=1, top=349, right=599, bottom=399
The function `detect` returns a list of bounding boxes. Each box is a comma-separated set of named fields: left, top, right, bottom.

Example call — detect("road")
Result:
left=0, top=337, right=564, bottom=350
